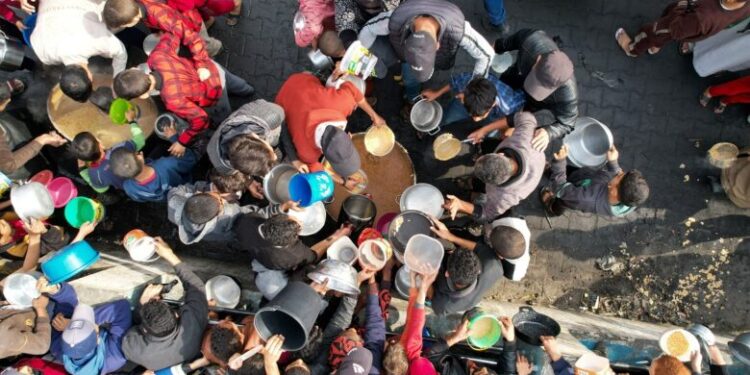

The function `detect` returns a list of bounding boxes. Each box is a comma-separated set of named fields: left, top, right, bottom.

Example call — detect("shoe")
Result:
left=236, top=84, right=255, bottom=97
left=480, top=18, right=510, bottom=35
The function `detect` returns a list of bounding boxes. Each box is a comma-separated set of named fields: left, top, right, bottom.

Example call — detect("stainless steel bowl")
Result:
left=263, top=164, right=298, bottom=204
left=307, top=259, right=359, bottom=295
left=729, top=332, right=750, bottom=367
left=400, top=183, right=444, bottom=218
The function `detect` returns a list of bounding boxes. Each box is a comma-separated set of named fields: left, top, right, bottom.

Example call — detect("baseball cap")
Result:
left=404, top=31, right=437, bottom=83
left=337, top=347, right=373, bottom=375
left=321, top=126, right=360, bottom=178
left=523, top=50, right=574, bottom=101
left=62, top=304, right=98, bottom=360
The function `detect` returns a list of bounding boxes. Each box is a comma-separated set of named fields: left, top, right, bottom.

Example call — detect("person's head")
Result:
left=319, top=30, right=345, bottom=58
left=261, top=214, right=301, bottom=247
left=284, top=364, right=310, bottom=375
left=404, top=18, right=439, bottom=82
left=466, top=360, right=497, bottom=375
left=209, top=169, right=247, bottom=196
left=103, top=0, right=142, bottom=30
left=381, top=340, right=408, bottom=375
left=328, top=330, right=365, bottom=371
left=446, top=248, right=481, bottom=289
left=474, top=153, right=514, bottom=186
left=462, top=78, right=498, bottom=122
left=227, top=134, right=277, bottom=177
left=649, top=355, right=691, bottom=375
left=184, top=193, right=223, bottom=225
left=617, top=170, right=649, bottom=206
left=71, top=132, right=103, bottom=162
left=524, top=50, right=574, bottom=101
left=320, top=126, right=360, bottom=178
left=89, top=87, right=115, bottom=114
left=113, top=68, right=153, bottom=100
left=292, top=325, right=323, bottom=364
left=488, top=225, right=526, bottom=260
left=61, top=304, right=100, bottom=361
left=61, top=65, right=93, bottom=103
left=140, top=300, right=178, bottom=337
left=110, top=148, right=144, bottom=179
left=208, top=325, right=243, bottom=364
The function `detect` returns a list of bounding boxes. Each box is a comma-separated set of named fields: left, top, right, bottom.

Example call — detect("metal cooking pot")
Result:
left=307, top=259, right=360, bottom=295
left=154, top=113, right=189, bottom=141
left=263, top=163, right=298, bottom=204
left=512, top=306, right=561, bottom=346
left=339, top=194, right=377, bottom=233
left=0, top=33, right=25, bottom=71
left=564, top=117, right=613, bottom=168
left=326, top=74, right=366, bottom=96
left=387, top=210, right=434, bottom=263
left=399, top=183, right=444, bottom=219
left=410, top=97, right=442, bottom=135
left=308, top=49, right=333, bottom=71
left=729, top=332, right=750, bottom=366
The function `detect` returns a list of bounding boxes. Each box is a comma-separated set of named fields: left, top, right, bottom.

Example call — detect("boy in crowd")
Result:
left=542, top=145, right=649, bottom=217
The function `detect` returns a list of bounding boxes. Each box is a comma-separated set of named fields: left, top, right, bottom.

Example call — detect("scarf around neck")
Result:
left=63, top=330, right=108, bottom=375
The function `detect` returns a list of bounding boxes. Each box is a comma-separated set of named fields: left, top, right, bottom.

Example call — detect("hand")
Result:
left=357, top=268, right=376, bottom=285
left=262, top=335, right=285, bottom=363
left=343, top=176, right=363, bottom=191
left=420, top=88, right=442, bottom=102
left=540, top=336, right=562, bottom=361
left=247, top=179, right=265, bottom=200
left=429, top=217, right=452, bottom=240
left=553, top=144, right=568, bottom=161
left=467, top=128, right=488, bottom=144
left=443, top=195, right=464, bottom=220
left=310, top=278, right=329, bottom=295
left=607, top=145, right=619, bottom=162
left=31, top=294, right=49, bottom=311
left=516, top=354, right=533, bottom=375
left=162, top=123, right=177, bottom=139
left=531, top=128, right=549, bottom=152
left=36, top=276, right=60, bottom=295
left=332, top=224, right=352, bottom=239
left=37, top=131, right=67, bottom=147
left=690, top=350, right=703, bottom=372
left=22, top=218, right=47, bottom=236
left=76, top=221, right=98, bottom=238
left=371, top=114, right=386, bottom=127
left=227, top=352, right=244, bottom=371
left=52, top=313, right=70, bottom=332
left=15, top=20, right=27, bottom=31
left=291, top=160, right=309, bottom=174
left=125, top=107, right=138, bottom=123
left=281, top=201, right=302, bottom=213
left=419, top=269, right=439, bottom=291
left=197, top=68, right=211, bottom=82
left=168, top=142, right=186, bottom=157
left=19, top=0, right=35, bottom=13
left=331, top=64, right=346, bottom=81
left=498, top=316, right=515, bottom=342
left=139, top=283, right=165, bottom=304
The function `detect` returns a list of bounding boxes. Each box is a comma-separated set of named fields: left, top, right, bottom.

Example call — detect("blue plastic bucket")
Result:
left=288, top=171, right=334, bottom=207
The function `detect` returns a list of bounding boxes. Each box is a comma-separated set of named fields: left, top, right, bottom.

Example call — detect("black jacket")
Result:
left=495, top=29, right=579, bottom=141
left=426, top=338, right=518, bottom=375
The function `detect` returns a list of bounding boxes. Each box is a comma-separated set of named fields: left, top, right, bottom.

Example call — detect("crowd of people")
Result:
left=0, top=0, right=748, bottom=374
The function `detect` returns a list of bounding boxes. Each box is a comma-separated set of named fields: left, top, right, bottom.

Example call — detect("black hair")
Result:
left=209, top=326, right=242, bottom=363
left=262, top=214, right=301, bottom=247
left=89, top=87, right=115, bottom=114
left=110, top=147, right=142, bottom=179
left=140, top=300, right=177, bottom=337
left=285, top=368, right=311, bottom=375
left=184, top=194, right=222, bottom=225
left=463, top=78, right=497, bottom=117
left=291, top=325, right=323, bottom=364
left=474, top=154, right=513, bottom=185
left=71, top=132, right=102, bottom=162
left=319, top=30, right=345, bottom=58
left=227, top=134, right=275, bottom=177
left=113, top=69, right=152, bottom=100
left=619, top=170, right=649, bottom=206
left=103, top=0, right=140, bottom=30
left=489, top=226, right=525, bottom=259
left=231, top=353, right=265, bottom=375
left=209, top=169, right=247, bottom=195
left=446, top=248, right=481, bottom=288
left=60, top=65, right=93, bottom=103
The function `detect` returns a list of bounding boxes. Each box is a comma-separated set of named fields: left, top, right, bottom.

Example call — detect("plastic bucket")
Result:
left=29, top=169, right=53, bottom=185
left=288, top=171, right=334, bottom=207
left=122, top=229, right=158, bottom=262
left=465, top=308, right=502, bottom=350
left=109, top=98, right=138, bottom=124
left=64, top=197, right=106, bottom=228
left=564, top=117, right=613, bottom=168
left=3, top=272, right=40, bottom=307
left=327, top=236, right=359, bottom=265
left=46, top=177, right=78, bottom=208
left=574, top=353, right=611, bottom=375
left=41, top=241, right=100, bottom=284
left=404, top=234, right=444, bottom=275
left=340, top=40, right=378, bottom=78
left=339, top=195, right=377, bottom=233
left=10, top=182, right=54, bottom=221
left=206, top=275, right=241, bottom=308
left=254, top=281, right=322, bottom=351
left=357, top=238, right=392, bottom=271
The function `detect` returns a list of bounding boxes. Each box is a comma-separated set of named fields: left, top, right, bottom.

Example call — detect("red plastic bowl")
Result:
left=29, top=170, right=53, bottom=185
left=46, top=177, right=78, bottom=208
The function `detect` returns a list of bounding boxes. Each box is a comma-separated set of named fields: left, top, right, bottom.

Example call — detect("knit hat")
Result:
left=61, top=304, right=98, bottom=360
left=337, top=347, right=373, bottom=375
left=408, top=357, right=437, bottom=375
left=321, top=126, right=360, bottom=178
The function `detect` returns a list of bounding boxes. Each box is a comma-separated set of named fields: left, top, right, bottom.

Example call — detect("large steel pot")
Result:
left=563, top=117, right=613, bottom=168
left=263, top=163, right=298, bottom=204
left=410, top=96, right=442, bottom=135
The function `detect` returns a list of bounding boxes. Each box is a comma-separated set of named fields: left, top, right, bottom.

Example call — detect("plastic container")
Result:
left=574, top=353, right=611, bottom=375
left=122, top=229, right=159, bottom=262
left=254, top=282, right=323, bottom=351
left=357, top=238, right=392, bottom=271
left=404, top=234, right=444, bottom=275
left=109, top=98, right=139, bottom=124
left=3, top=272, right=40, bottom=307
left=41, top=241, right=100, bottom=284
left=64, top=197, right=106, bottom=228
left=340, top=40, right=378, bottom=78
left=11, top=182, right=54, bottom=221
left=46, top=177, right=78, bottom=208
left=465, top=307, right=502, bottom=350
left=206, top=275, right=241, bottom=308
left=287, top=201, right=327, bottom=236
left=564, top=117, right=613, bottom=168
left=29, top=169, right=53, bottom=185
left=288, top=171, right=334, bottom=207
left=327, top=236, right=359, bottom=265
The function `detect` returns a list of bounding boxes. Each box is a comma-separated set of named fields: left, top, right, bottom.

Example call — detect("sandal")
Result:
left=226, top=13, right=240, bottom=27
left=699, top=89, right=712, bottom=107
left=615, top=28, right=636, bottom=57
left=714, top=102, right=727, bottom=114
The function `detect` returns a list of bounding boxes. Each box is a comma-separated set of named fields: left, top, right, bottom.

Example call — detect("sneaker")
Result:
left=480, top=18, right=510, bottom=35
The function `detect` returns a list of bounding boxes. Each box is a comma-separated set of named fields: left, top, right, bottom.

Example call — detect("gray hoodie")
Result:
left=167, top=182, right=282, bottom=245
left=207, top=99, right=285, bottom=175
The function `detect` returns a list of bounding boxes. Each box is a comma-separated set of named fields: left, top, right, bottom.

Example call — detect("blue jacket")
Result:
left=364, top=284, right=385, bottom=375
left=48, top=283, right=132, bottom=374
left=123, top=147, right=198, bottom=202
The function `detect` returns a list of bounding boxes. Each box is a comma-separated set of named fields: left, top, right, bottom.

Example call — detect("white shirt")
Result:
left=30, top=0, right=127, bottom=75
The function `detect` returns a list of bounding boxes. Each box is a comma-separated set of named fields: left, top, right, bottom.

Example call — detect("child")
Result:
left=109, top=127, right=198, bottom=202
left=542, top=145, right=650, bottom=217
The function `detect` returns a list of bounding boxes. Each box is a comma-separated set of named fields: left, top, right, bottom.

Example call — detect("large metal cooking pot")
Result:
left=410, top=97, right=442, bottom=135
left=730, top=332, right=750, bottom=366
left=512, top=306, right=561, bottom=346
left=308, top=49, right=333, bottom=71
left=307, top=259, right=359, bottom=295
left=387, top=210, right=434, bottom=263
left=339, top=194, right=377, bottom=233
left=263, top=163, right=298, bottom=204
left=399, top=183, right=444, bottom=219
left=0, top=33, right=25, bottom=71
left=564, top=117, right=613, bottom=168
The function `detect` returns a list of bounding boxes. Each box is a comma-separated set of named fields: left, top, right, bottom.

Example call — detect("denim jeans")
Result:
left=402, top=62, right=422, bottom=102
left=484, top=0, right=506, bottom=26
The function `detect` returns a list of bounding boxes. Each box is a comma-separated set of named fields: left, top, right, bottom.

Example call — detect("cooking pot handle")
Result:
left=411, top=95, right=424, bottom=103
left=427, top=126, right=441, bottom=136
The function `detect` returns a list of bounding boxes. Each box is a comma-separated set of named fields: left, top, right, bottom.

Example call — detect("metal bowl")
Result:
left=400, top=183, right=444, bottom=219
left=3, top=273, right=40, bottom=307
left=288, top=201, right=327, bottom=236
left=308, top=49, right=333, bottom=71
left=263, top=163, right=298, bottom=204
left=387, top=210, right=434, bottom=262
left=564, top=117, right=613, bottom=168
left=11, top=182, right=54, bottom=221
left=206, top=275, right=241, bottom=308
left=307, top=259, right=359, bottom=295
left=729, top=332, right=750, bottom=367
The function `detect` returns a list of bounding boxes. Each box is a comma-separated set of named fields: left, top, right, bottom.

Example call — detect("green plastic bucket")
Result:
left=109, top=98, right=134, bottom=124
left=465, top=308, right=502, bottom=350
left=64, top=197, right=105, bottom=228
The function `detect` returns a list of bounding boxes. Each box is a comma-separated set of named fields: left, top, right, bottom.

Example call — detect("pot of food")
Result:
left=512, top=306, right=561, bottom=346
left=410, top=97, right=443, bottom=135
left=0, top=32, right=25, bottom=71
left=729, top=332, right=750, bottom=367
left=263, top=163, right=298, bottom=204
left=307, top=259, right=359, bottom=295
left=433, top=133, right=467, bottom=161
left=564, top=117, right=613, bottom=168
left=308, top=49, right=333, bottom=71
left=387, top=210, right=434, bottom=263
left=707, top=142, right=739, bottom=169
left=399, top=183, right=444, bottom=219
left=364, top=125, right=395, bottom=157
left=254, top=282, right=322, bottom=351
left=339, top=194, right=377, bottom=233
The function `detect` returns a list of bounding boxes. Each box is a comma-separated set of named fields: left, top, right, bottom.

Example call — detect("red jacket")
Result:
left=401, top=288, right=426, bottom=361
left=140, top=0, right=206, bottom=56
